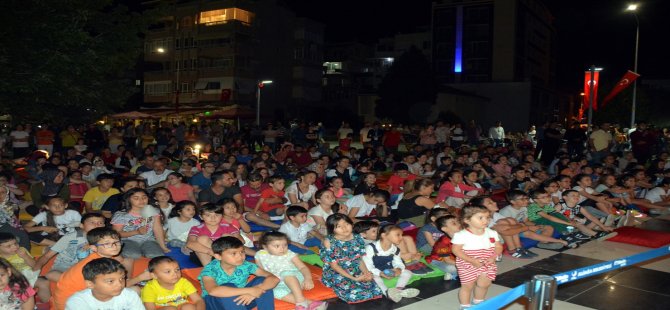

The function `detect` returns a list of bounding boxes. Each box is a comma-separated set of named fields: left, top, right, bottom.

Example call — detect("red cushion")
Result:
left=606, top=226, right=670, bottom=248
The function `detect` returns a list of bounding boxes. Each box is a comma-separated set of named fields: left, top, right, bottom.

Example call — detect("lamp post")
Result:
left=626, top=4, right=640, bottom=130
left=256, top=80, right=273, bottom=126
left=586, top=66, right=603, bottom=133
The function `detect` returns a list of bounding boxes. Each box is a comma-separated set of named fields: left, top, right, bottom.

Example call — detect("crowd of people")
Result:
left=0, top=117, right=668, bottom=309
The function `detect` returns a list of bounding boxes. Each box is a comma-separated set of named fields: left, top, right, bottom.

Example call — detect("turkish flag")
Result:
left=584, top=71, right=600, bottom=111
left=220, top=88, right=231, bottom=103
left=601, top=71, right=640, bottom=108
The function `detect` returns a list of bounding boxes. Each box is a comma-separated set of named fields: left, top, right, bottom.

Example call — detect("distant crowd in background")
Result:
left=0, top=117, right=668, bottom=309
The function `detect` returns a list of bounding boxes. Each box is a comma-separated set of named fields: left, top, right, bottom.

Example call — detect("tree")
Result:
left=0, top=0, right=161, bottom=123
left=376, top=46, right=437, bottom=122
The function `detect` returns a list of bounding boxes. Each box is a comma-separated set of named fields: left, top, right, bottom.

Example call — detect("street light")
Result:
left=626, top=3, right=640, bottom=130
left=586, top=66, right=603, bottom=133
left=256, top=80, right=273, bottom=126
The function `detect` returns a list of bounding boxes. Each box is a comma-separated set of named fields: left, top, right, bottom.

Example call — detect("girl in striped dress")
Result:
left=452, top=205, right=503, bottom=309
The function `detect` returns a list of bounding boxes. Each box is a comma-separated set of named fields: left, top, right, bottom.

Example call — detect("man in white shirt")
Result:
left=488, top=121, right=505, bottom=147
left=359, top=122, right=372, bottom=144
left=139, top=159, right=174, bottom=188
left=434, top=121, right=450, bottom=149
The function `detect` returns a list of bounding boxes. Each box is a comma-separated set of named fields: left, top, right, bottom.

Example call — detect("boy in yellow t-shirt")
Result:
left=141, top=256, right=204, bottom=310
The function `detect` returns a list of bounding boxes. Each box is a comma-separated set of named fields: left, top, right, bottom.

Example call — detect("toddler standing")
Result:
left=452, top=205, right=503, bottom=309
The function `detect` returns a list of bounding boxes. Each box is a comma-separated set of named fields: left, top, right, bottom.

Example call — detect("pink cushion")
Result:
left=606, top=226, right=670, bottom=248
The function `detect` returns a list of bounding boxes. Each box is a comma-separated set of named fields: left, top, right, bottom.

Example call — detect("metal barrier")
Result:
left=471, top=245, right=670, bottom=310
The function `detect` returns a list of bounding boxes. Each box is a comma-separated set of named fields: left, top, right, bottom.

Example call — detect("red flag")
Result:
left=584, top=71, right=600, bottom=111
left=601, top=70, right=640, bottom=108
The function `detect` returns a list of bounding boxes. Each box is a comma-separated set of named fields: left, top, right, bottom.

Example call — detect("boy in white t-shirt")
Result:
left=65, top=258, right=144, bottom=310
left=345, top=190, right=390, bottom=221
left=279, top=206, right=323, bottom=255
left=500, top=190, right=572, bottom=250
left=643, top=178, right=670, bottom=213
left=23, top=197, right=82, bottom=246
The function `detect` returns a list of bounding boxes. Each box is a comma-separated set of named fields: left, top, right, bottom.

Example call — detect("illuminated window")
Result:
left=199, top=8, right=254, bottom=26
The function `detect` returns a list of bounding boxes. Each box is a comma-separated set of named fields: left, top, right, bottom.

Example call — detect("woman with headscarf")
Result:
left=0, top=185, right=31, bottom=249
left=28, top=168, right=70, bottom=216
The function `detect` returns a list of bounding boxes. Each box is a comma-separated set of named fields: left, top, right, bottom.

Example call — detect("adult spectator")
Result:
left=419, top=125, right=437, bottom=150
left=564, top=122, right=587, bottom=159
left=59, top=125, right=81, bottom=149
left=434, top=121, right=450, bottom=149
left=337, top=122, right=354, bottom=150
left=488, top=121, right=505, bottom=147
left=35, top=124, right=55, bottom=156
left=359, top=122, right=372, bottom=145
left=285, top=171, right=318, bottom=209
left=29, top=168, right=70, bottom=216
left=450, top=123, right=465, bottom=149
left=262, top=123, right=278, bottom=151
left=100, top=178, right=140, bottom=218
left=197, top=170, right=242, bottom=206
left=9, top=124, right=30, bottom=159
left=540, top=122, right=563, bottom=166
left=589, top=122, right=613, bottom=164
left=130, top=155, right=156, bottom=174
left=630, top=121, right=656, bottom=164
left=287, top=144, right=312, bottom=169
left=84, top=124, right=105, bottom=153
left=326, top=157, right=356, bottom=189
left=466, top=120, right=482, bottom=146
left=190, top=161, right=216, bottom=193
left=396, top=178, right=441, bottom=226
left=139, top=158, right=173, bottom=188
left=382, top=125, right=404, bottom=152
left=0, top=185, right=30, bottom=250
left=367, top=122, right=385, bottom=148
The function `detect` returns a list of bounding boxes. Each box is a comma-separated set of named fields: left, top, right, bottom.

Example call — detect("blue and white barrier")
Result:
left=471, top=245, right=670, bottom=310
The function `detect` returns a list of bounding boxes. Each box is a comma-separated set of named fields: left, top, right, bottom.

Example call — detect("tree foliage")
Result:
left=376, top=46, right=437, bottom=122
left=0, top=0, right=160, bottom=123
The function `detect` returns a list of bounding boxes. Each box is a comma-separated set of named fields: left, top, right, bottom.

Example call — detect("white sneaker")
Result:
left=444, top=273, right=454, bottom=280
left=399, top=288, right=420, bottom=298
left=387, top=288, right=402, bottom=303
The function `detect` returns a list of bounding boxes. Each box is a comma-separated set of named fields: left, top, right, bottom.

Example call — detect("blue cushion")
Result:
left=165, top=247, right=200, bottom=269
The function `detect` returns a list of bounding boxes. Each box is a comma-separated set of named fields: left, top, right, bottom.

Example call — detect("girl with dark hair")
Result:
left=111, top=188, right=170, bottom=258
left=319, top=213, right=382, bottom=303
left=0, top=257, right=36, bottom=309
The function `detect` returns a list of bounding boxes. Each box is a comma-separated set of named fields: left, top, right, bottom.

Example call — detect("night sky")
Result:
left=283, top=0, right=669, bottom=91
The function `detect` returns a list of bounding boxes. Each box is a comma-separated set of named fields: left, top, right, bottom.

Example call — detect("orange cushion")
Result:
left=182, top=267, right=204, bottom=295
left=131, top=257, right=150, bottom=278
left=274, top=264, right=335, bottom=310
left=38, top=254, right=57, bottom=277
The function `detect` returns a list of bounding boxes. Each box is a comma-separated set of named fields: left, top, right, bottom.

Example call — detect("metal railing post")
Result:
left=526, top=275, right=557, bottom=310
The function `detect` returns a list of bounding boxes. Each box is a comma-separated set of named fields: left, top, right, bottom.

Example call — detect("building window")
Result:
left=294, top=47, right=304, bottom=59
left=181, top=82, right=190, bottom=93
left=144, top=81, right=171, bottom=95
left=199, top=8, right=254, bottom=26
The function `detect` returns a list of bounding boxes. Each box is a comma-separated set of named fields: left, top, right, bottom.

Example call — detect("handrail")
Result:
left=471, top=245, right=670, bottom=309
